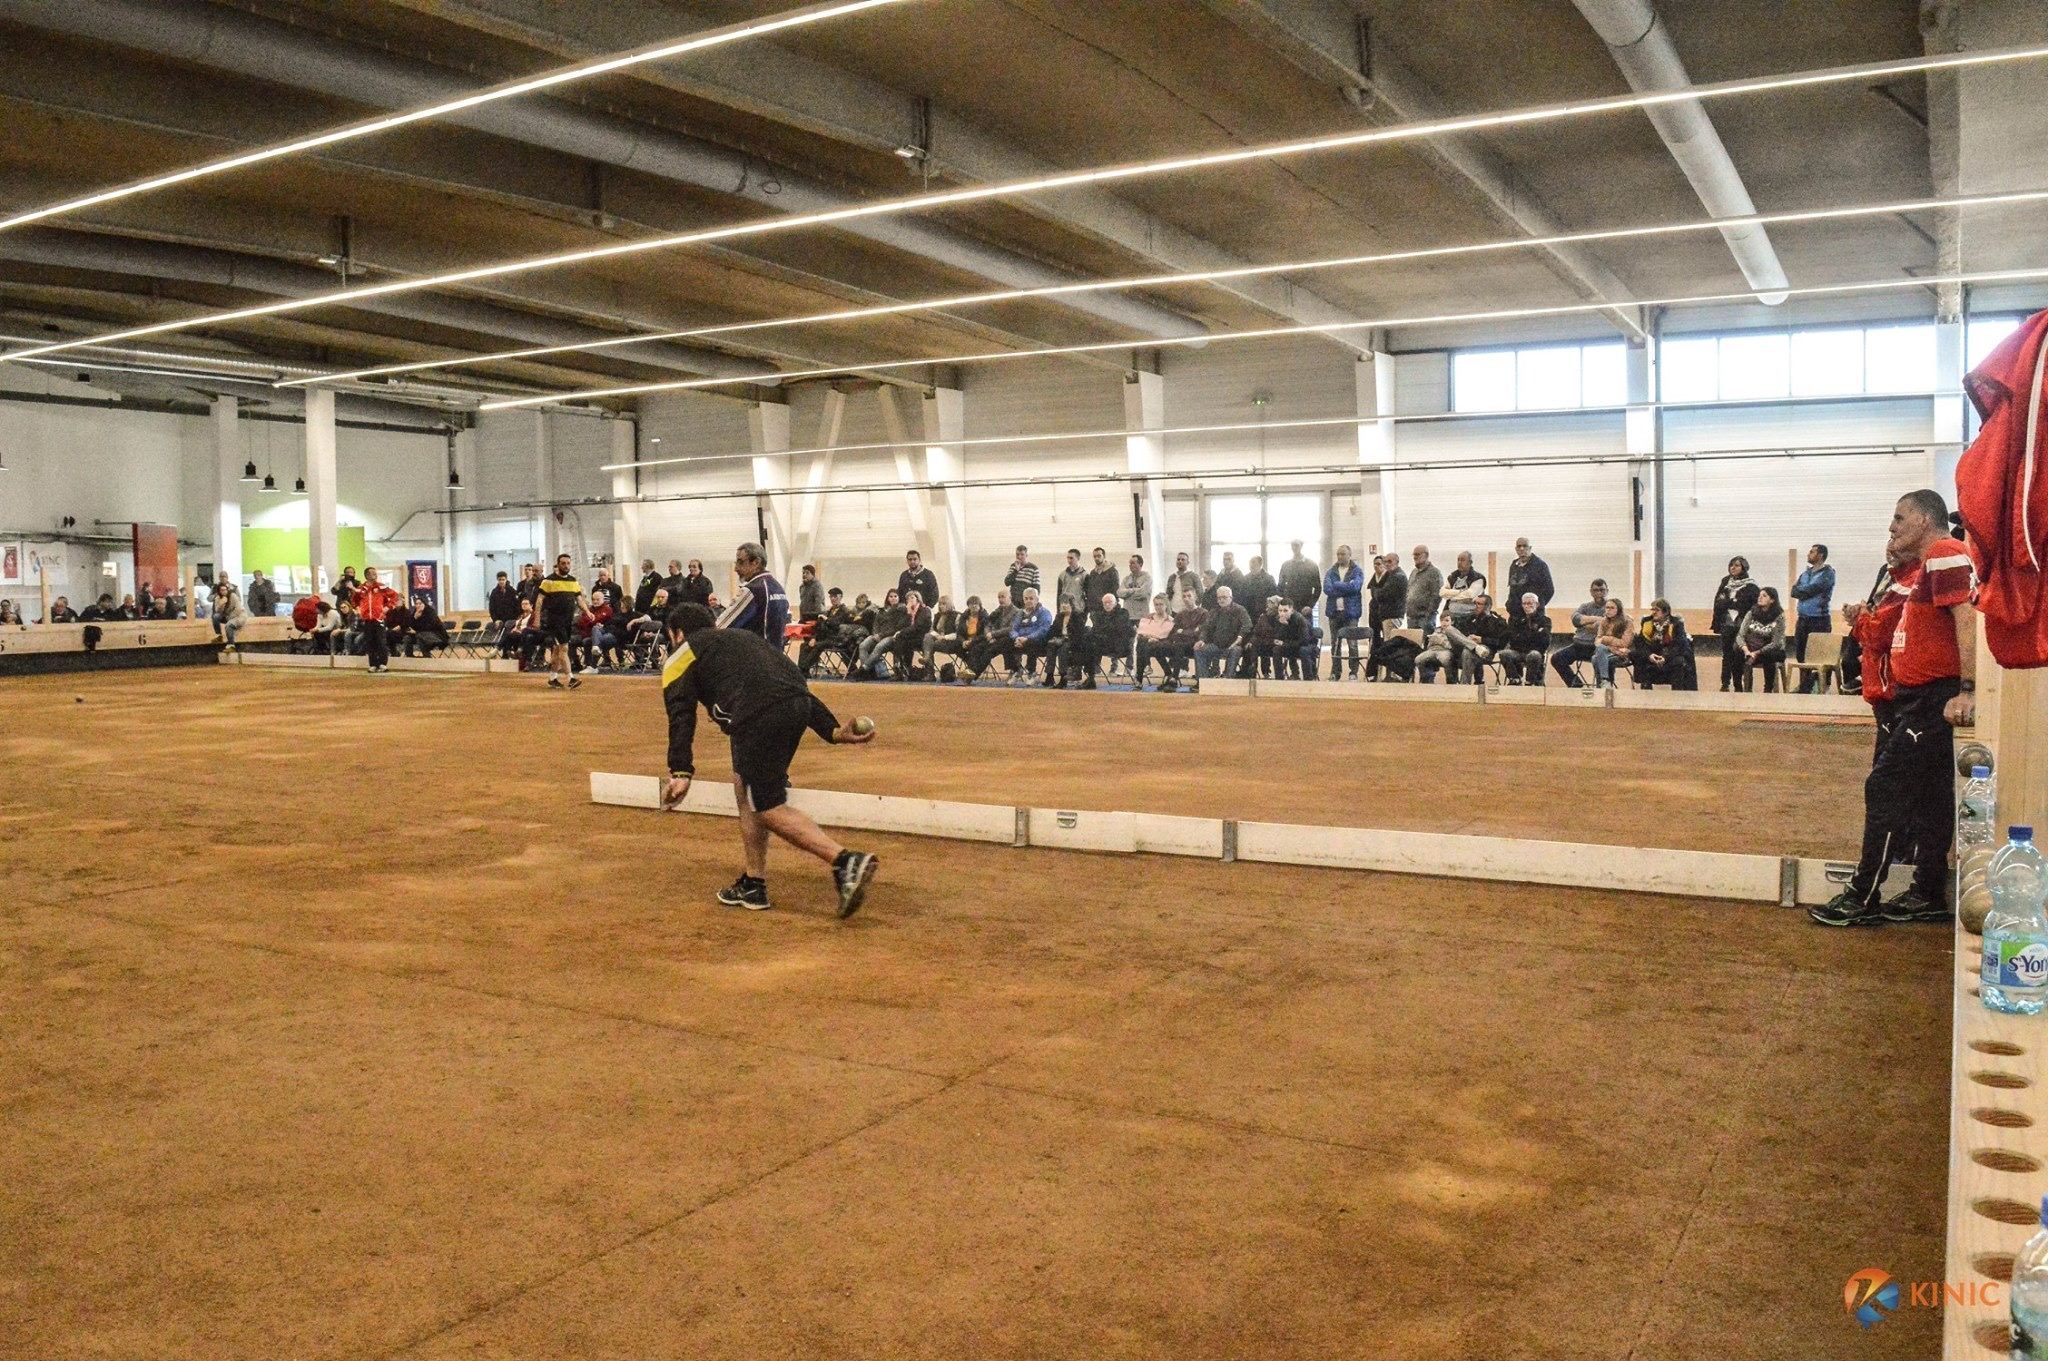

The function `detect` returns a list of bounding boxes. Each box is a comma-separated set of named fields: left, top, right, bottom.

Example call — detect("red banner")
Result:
left=132, top=524, right=180, bottom=596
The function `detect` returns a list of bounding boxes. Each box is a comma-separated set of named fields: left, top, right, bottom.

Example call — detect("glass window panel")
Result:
left=1206, top=495, right=1260, bottom=545
left=1452, top=350, right=1517, bottom=413
left=1581, top=343, right=1629, bottom=406
left=1969, top=316, right=2024, bottom=370
left=1790, top=328, right=1865, bottom=396
left=1659, top=336, right=1719, bottom=403
left=1515, top=345, right=1581, bottom=410
left=1211, top=543, right=1260, bottom=574
left=1263, top=494, right=1325, bottom=570
left=1865, top=323, right=1936, bottom=394
left=1717, top=331, right=1790, bottom=400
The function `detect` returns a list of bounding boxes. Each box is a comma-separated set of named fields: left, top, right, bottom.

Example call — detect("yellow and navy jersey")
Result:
left=662, top=626, right=833, bottom=775
left=538, top=570, right=581, bottom=620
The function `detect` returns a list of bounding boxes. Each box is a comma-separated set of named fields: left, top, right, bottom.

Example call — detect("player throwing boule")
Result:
left=658, top=602, right=878, bottom=917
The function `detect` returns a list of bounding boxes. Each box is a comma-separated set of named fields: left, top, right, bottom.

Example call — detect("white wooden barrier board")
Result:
left=1027, top=807, right=1138, bottom=854
left=1133, top=813, right=1228, bottom=858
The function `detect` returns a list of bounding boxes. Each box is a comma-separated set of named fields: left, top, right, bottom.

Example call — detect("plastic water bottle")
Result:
left=1960, top=766, right=1998, bottom=851
left=1982, top=827, right=2048, bottom=1014
left=2011, top=1202, right=2048, bottom=1358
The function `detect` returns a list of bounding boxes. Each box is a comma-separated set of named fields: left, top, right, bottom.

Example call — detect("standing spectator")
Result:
left=516, top=563, right=543, bottom=610
left=632, top=559, right=663, bottom=614
left=136, top=582, right=155, bottom=619
left=1498, top=593, right=1552, bottom=685
left=1239, top=555, right=1278, bottom=619
left=1214, top=551, right=1245, bottom=605
left=1322, top=545, right=1367, bottom=680
left=896, top=549, right=939, bottom=614
left=1591, top=598, right=1633, bottom=688
left=1504, top=538, right=1554, bottom=619
left=1406, top=546, right=1443, bottom=628
left=1446, top=594, right=1509, bottom=683
left=1055, top=549, right=1089, bottom=616
left=1731, top=587, right=1788, bottom=693
left=1630, top=599, right=1694, bottom=689
left=719, top=543, right=788, bottom=645
left=1711, top=557, right=1760, bottom=691
left=354, top=567, right=401, bottom=674
left=796, top=564, right=826, bottom=623
left=1837, top=562, right=1893, bottom=696
left=1133, top=594, right=1174, bottom=686
left=1198, top=569, right=1220, bottom=610
left=1082, top=547, right=1120, bottom=614
left=1365, top=554, right=1409, bottom=676
left=1790, top=543, right=1836, bottom=693
left=1161, top=552, right=1200, bottom=615
left=1278, top=541, right=1322, bottom=625
left=488, top=571, right=522, bottom=626
left=1009, top=587, right=1054, bottom=684
left=1119, top=554, right=1152, bottom=619
left=1441, top=551, right=1486, bottom=625
left=673, top=559, right=716, bottom=610
left=1810, top=490, right=1975, bottom=927
left=331, top=565, right=361, bottom=608
left=662, top=558, right=687, bottom=598
left=1156, top=589, right=1208, bottom=691
left=1003, top=546, right=1041, bottom=603
left=246, top=570, right=278, bottom=617
left=590, top=567, right=624, bottom=612
left=1550, top=580, right=1612, bottom=686
left=216, top=585, right=251, bottom=648
left=1195, top=586, right=1252, bottom=680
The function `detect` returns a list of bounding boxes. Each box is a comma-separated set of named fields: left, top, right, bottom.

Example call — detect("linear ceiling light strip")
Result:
left=0, top=0, right=916, bottom=235
left=488, top=266, right=2048, bottom=410
left=283, top=186, right=2048, bottom=387
left=9, top=40, right=2048, bottom=366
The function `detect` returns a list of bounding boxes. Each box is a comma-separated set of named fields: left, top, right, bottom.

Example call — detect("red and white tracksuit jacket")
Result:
left=1959, top=308, right=2048, bottom=669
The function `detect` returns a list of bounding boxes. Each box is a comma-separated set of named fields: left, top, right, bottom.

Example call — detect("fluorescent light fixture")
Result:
left=12, top=40, right=2048, bottom=366
left=493, top=266, right=2048, bottom=411
left=0, top=0, right=916, bottom=236
left=600, top=391, right=1949, bottom=473
left=279, top=186, right=2048, bottom=388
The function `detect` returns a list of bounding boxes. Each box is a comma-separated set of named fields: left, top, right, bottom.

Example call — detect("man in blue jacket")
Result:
left=1790, top=543, right=1836, bottom=693
left=1007, top=587, right=1054, bottom=684
left=1321, top=545, right=1366, bottom=680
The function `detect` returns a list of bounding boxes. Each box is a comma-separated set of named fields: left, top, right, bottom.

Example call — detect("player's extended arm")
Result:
left=1947, top=602, right=1978, bottom=727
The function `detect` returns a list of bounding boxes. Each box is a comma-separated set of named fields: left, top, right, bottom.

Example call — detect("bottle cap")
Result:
left=1974, top=766, right=1992, bottom=778
left=2015, top=827, right=2036, bottom=842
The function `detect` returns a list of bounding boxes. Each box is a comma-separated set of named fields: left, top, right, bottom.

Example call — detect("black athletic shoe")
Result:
left=1077, top=677, right=1097, bottom=690
left=1809, top=891, right=1885, bottom=928
left=832, top=850, right=877, bottom=920
left=1880, top=890, right=1952, bottom=924
left=717, top=876, right=771, bottom=911
left=547, top=676, right=564, bottom=689
left=567, top=676, right=581, bottom=690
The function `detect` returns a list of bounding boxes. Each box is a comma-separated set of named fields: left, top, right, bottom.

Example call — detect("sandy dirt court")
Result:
left=0, top=667, right=1950, bottom=1359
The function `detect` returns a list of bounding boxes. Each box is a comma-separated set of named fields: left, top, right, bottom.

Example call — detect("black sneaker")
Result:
left=547, top=676, right=564, bottom=689
left=567, top=676, right=581, bottom=690
left=716, top=876, right=771, bottom=911
left=832, top=850, right=877, bottom=920
left=1880, top=890, right=1952, bottom=924
left=1808, top=891, right=1885, bottom=928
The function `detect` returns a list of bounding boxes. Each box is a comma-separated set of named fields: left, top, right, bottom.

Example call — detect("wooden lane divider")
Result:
left=590, top=773, right=1887, bottom=906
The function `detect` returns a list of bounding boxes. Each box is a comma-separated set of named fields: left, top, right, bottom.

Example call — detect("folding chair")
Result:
left=1785, top=632, right=1842, bottom=694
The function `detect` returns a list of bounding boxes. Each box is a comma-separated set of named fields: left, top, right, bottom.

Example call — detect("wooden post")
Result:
left=38, top=561, right=51, bottom=623
left=1991, top=663, right=2046, bottom=837
left=1631, top=549, right=1645, bottom=611
left=1486, top=549, right=1499, bottom=597
left=185, top=565, right=198, bottom=621
left=1786, top=547, right=1799, bottom=603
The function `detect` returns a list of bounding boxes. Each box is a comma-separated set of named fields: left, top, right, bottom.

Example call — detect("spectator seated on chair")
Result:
left=1009, top=587, right=1054, bottom=684
left=800, top=589, right=855, bottom=677
left=1550, top=580, right=1611, bottom=686
left=886, top=590, right=931, bottom=680
left=1260, top=600, right=1312, bottom=679
left=503, top=599, right=544, bottom=668
left=855, top=589, right=906, bottom=678
left=215, top=585, right=251, bottom=648
left=1194, top=586, right=1251, bottom=681
left=408, top=598, right=452, bottom=657
left=1074, top=591, right=1135, bottom=690
left=1498, top=592, right=1552, bottom=685
left=1446, top=594, right=1510, bottom=684
left=310, top=598, right=343, bottom=654
left=916, top=595, right=962, bottom=680
left=1414, top=620, right=1457, bottom=683
left=1630, top=599, right=1696, bottom=689
left=384, top=598, right=416, bottom=655
left=1731, top=587, right=1788, bottom=693
left=575, top=596, right=618, bottom=669
left=1133, top=594, right=1174, bottom=685
left=1370, top=619, right=1423, bottom=682
left=1591, top=598, right=1633, bottom=688
left=1043, top=599, right=1086, bottom=688
left=948, top=597, right=989, bottom=682
left=1156, top=589, right=1208, bottom=691
left=46, top=596, right=79, bottom=624
left=972, top=588, right=1018, bottom=681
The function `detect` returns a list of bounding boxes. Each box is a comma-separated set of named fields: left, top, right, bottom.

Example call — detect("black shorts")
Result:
left=728, top=696, right=812, bottom=814
left=541, top=614, right=575, bottom=645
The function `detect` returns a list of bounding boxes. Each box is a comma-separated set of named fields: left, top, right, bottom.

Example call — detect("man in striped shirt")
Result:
left=1003, top=544, right=1040, bottom=601
left=1811, top=489, right=1977, bottom=928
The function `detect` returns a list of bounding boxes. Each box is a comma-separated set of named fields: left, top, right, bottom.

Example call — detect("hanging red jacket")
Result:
left=1959, top=309, right=2048, bottom=668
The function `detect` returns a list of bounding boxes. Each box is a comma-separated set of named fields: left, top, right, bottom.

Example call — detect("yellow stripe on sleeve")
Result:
left=661, top=643, right=696, bottom=689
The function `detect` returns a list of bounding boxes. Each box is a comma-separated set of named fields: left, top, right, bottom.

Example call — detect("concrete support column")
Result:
left=533, top=412, right=558, bottom=562
left=749, top=400, right=793, bottom=577
left=608, top=417, right=640, bottom=590
left=304, top=387, right=339, bottom=595
left=792, top=388, right=847, bottom=571
left=1933, top=317, right=1967, bottom=504
left=212, top=396, right=243, bottom=588
left=1624, top=336, right=1662, bottom=606
left=922, top=387, right=968, bottom=600
left=449, top=426, right=479, bottom=610
left=1123, top=372, right=1167, bottom=564
left=875, top=388, right=933, bottom=561
left=1353, top=353, right=1396, bottom=555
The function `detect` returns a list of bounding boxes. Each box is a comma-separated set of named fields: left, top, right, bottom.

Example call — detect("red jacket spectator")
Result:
left=354, top=581, right=400, bottom=623
left=1960, top=309, right=2048, bottom=668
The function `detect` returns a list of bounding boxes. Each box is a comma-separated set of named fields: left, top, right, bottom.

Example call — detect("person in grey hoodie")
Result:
left=1055, top=549, right=1089, bottom=616
left=1119, top=554, right=1153, bottom=619
left=246, top=570, right=279, bottom=617
left=1405, top=545, right=1444, bottom=629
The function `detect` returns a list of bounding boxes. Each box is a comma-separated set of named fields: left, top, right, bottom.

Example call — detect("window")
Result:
left=1865, top=324, right=1936, bottom=394
left=1203, top=493, right=1325, bottom=579
left=1659, top=337, right=1719, bottom=403
left=1790, top=329, right=1864, bottom=397
left=1452, top=342, right=1632, bottom=412
left=1969, top=316, right=2025, bottom=370
left=1718, top=332, right=1790, bottom=400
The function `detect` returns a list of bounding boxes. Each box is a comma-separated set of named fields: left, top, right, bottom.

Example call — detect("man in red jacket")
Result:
left=352, top=567, right=401, bottom=674
left=1811, top=489, right=1976, bottom=928
left=1959, top=309, right=2048, bottom=668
